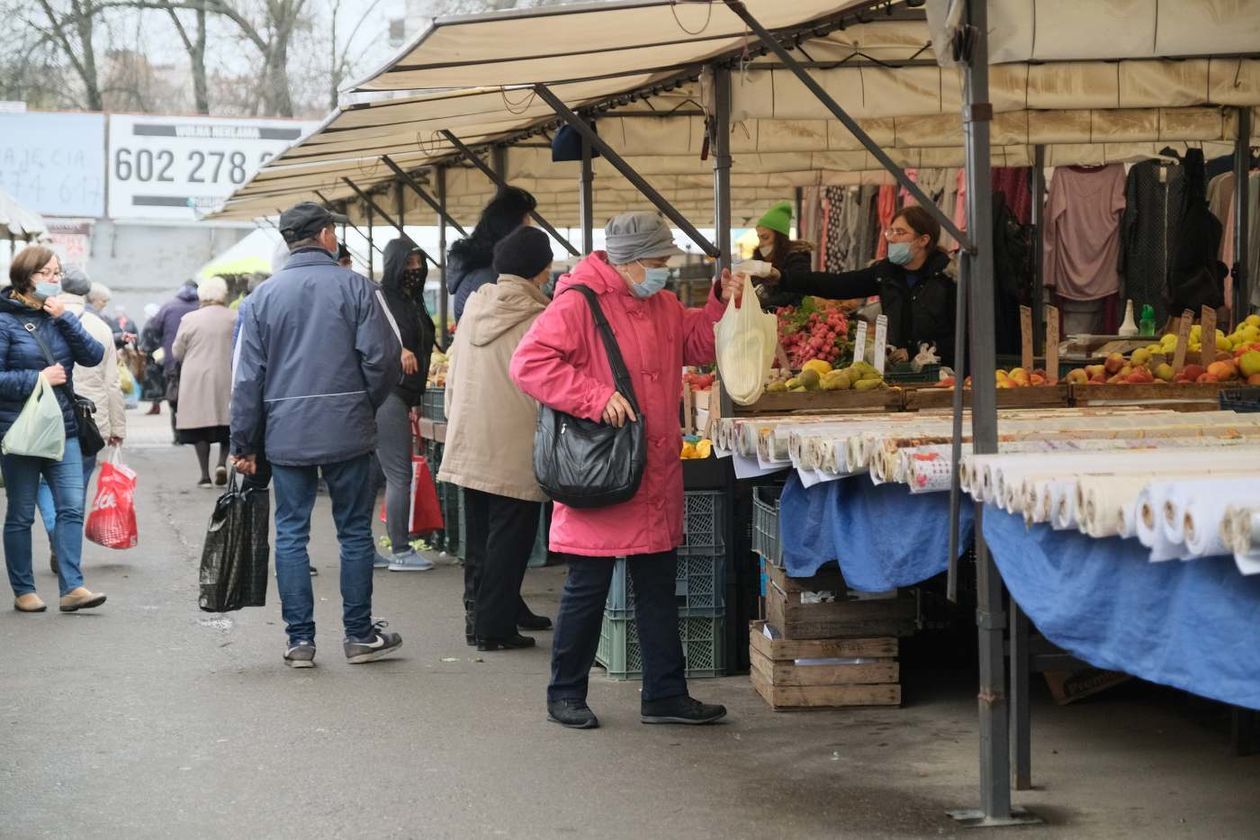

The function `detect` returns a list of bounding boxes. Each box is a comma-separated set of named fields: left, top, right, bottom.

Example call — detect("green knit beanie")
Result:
left=756, top=200, right=793, bottom=236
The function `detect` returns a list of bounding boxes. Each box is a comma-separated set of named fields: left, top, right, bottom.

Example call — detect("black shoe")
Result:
left=49, top=548, right=59, bottom=576
left=476, top=633, right=536, bottom=651
left=517, top=610, right=553, bottom=631
left=344, top=620, right=403, bottom=664
left=641, top=695, right=727, bottom=725
left=547, top=699, right=599, bottom=729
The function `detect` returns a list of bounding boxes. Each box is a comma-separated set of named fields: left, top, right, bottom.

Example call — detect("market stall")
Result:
left=211, top=0, right=1260, bottom=826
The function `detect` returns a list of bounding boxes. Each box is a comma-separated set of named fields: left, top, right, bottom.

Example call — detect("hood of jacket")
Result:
left=464, top=275, right=548, bottom=347
left=382, top=236, right=425, bottom=297
left=446, top=237, right=494, bottom=295
left=176, top=283, right=199, bottom=304
left=554, top=251, right=629, bottom=300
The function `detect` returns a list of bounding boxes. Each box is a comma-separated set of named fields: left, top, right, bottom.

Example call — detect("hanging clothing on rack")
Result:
left=853, top=185, right=880, bottom=269
left=874, top=185, right=897, bottom=261
left=799, top=186, right=824, bottom=270
left=1249, top=171, right=1260, bottom=309
left=993, top=167, right=1033, bottom=225
left=1043, top=164, right=1126, bottom=309
left=1208, top=172, right=1235, bottom=271
left=1167, top=149, right=1227, bottom=315
left=1121, top=158, right=1187, bottom=328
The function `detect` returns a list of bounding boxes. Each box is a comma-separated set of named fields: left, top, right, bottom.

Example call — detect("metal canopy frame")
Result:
left=315, top=189, right=383, bottom=256
left=1235, top=108, right=1253, bottom=318
left=534, top=83, right=720, bottom=259
left=342, top=177, right=439, bottom=269
left=439, top=129, right=580, bottom=256
left=382, top=155, right=468, bottom=237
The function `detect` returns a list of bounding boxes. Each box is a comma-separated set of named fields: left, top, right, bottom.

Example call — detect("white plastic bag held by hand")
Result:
left=715, top=273, right=777, bottom=405
left=734, top=260, right=774, bottom=278
left=2, top=374, right=65, bottom=459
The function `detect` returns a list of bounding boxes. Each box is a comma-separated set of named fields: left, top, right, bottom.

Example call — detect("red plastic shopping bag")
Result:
left=378, top=455, right=444, bottom=535
left=86, top=449, right=138, bottom=549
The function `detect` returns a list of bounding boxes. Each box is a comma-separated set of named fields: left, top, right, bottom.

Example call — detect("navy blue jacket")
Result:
left=153, top=284, right=200, bottom=372
left=0, top=290, right=105, bottom=439
left=231, top=247, right=402, bottom=467
left=446, top=244, right=496, bottom=322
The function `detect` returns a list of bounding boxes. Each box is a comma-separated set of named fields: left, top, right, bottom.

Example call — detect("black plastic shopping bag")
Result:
left=198, top=472, right=270, bottom=612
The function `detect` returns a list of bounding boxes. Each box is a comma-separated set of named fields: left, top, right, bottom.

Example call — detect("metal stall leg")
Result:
left=580, top=134, right=594, bottom=254
left=437, top=166, right=451, bottom=347
left=1235, top=108, right=1252, bottom=319
left=1010, top=602, right=1032, bottom=790
left=946, top=0, right=1040, bottom=827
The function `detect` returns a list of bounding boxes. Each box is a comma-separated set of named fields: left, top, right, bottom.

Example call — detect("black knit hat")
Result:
left=492, top=226, right=553, bottom=279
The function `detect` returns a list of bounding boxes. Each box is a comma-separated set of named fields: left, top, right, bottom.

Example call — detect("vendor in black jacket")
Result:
left=762, top=205, right=957, bottom=363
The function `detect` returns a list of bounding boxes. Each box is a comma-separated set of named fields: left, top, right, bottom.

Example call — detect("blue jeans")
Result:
left=3, top=436, right=87, bottom=597
left=272, top=453, right=375, bottom=644
left=35, top=453, right=98, bottom=537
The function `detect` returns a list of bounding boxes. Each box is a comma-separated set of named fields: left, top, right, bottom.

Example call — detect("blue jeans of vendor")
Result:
left=548, top=551, right=687, bottom=703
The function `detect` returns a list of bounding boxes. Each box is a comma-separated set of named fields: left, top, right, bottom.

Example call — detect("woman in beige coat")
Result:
left=439, top=226, right=552, bottom=651
left=173, top=276, right=236, bottom=488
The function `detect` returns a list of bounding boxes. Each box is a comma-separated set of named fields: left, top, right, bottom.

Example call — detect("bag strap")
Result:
left=564, top=285, right=640, bottom=411
left=21, top=319, right=81, bottom=404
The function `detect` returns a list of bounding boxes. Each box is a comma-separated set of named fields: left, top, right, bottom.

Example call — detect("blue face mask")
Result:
left=631, top=264, right=670, bottom=299
left=887, top=242, right=914, bottom=266
left=34, top=282, right=62, bottom=301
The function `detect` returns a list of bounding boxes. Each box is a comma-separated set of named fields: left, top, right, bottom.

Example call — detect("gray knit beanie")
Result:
left=604, top=212, right=683, bottom=265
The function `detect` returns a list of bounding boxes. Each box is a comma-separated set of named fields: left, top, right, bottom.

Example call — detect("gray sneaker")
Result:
left=284, top=640, right=316, bottom=669
left=344, top=621, right=403, bottom=664
left=373, top=552, right=391, bottom=569
left=387, top=548, right=435, bottom=572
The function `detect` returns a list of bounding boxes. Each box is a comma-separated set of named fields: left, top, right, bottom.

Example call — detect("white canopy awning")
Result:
left=0, top=187, right=48, bottom=240
left=211, top=0, right=1260, bottom=224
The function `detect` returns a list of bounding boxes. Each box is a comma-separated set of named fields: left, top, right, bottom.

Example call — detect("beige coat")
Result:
left=172, top=303, right=236, bottom=430
left=439, top=276, right=548, bottom=502
left=61, top=294, right=126, bottom=441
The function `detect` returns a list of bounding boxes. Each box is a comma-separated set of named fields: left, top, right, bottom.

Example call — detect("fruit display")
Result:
left=766, top=359, right=888, bottom=392
left=427, top=349, right=449, bottom=387
left=936, top=368, right=1051, bottom=389
left=775, top=297, right=852, bottom=369
left=683, top=369, right=716, bottom=392
left=680, top=436, right=713, bottom=459
left=1063, top=315, right=1260, bottom=386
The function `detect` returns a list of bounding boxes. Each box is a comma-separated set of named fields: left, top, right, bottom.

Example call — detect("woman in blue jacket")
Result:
left=2, top=246, right=106, bottom=613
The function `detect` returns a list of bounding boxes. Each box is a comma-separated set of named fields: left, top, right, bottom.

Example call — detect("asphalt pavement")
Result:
left=1, top=411, right=1257, bottom=839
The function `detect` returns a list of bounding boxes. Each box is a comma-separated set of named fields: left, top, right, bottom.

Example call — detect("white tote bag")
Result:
left=2, top=373, right=66, bottom=460
left=714, top=273, right=777, bottom=405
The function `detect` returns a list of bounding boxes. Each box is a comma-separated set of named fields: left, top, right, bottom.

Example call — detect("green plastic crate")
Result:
left=752, top=485, right=783, bottom=567
left=596, top=611, right=726, bottom=680
left=605, top=551, right=726, bottom=617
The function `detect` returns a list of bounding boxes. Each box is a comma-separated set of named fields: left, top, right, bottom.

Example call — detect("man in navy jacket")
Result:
left=232, top=202, right=404, bottom=669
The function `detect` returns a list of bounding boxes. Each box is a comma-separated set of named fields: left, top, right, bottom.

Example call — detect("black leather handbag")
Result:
left=532, top=285, right=646, bottom=509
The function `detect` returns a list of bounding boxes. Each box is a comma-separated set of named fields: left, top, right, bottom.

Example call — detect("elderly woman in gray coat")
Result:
left=173, top=276, right=236, bottom=487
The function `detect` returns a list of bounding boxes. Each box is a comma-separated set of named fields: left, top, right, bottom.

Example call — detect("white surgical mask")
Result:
left=631, top=264, right=670, bottom=298
left=759, top=242, right=775, bottom=258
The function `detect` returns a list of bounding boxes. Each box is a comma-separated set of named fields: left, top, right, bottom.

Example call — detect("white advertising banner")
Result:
left=0, top=112, right=106, bottom=217
left=107, top=114, right=313, bottom=221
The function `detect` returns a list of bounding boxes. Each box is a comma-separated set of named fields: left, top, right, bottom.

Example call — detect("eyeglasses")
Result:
left=33, top=267, right=63, bottom=279
left=884, top=227, right=917, bottom=240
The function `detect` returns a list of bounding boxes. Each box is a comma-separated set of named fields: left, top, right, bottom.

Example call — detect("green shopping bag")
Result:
left=2, top=373, right=66, bottom=460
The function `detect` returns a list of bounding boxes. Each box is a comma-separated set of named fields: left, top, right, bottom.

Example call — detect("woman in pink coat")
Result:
left=510, top=212, right=740, bottom=730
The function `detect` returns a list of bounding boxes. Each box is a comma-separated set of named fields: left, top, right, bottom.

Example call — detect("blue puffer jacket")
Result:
left=231, top=247, right=402, bottom=467
left=0, top=290, right=106, bottom=439
left=446, top=242, right=497, bottom=322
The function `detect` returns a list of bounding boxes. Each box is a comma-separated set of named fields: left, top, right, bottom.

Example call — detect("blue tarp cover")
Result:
left=984, top=506, right=1260, bottom=711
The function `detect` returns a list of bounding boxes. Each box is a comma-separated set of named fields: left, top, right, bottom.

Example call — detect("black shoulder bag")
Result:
left=532, top=285, right=646, bottom=508
left=22, top=320, right=107, bottom=458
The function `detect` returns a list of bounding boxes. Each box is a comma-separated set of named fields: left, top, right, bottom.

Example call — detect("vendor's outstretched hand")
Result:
left=719, top=269, right=743, bottom=305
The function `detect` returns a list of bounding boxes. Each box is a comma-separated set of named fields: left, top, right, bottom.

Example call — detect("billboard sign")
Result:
left=0, top=112, right=106, bottom=217
left=108, top=114, right=312, bottom=221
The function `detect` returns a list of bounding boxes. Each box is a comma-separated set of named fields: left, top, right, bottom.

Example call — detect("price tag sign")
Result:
left=853, top=321, right=868, bottom=365
left=1045, top=306, right=1060, bottom=383
left=1172, top=309, right=1194, bottom=372
left=107, top=114, right=314, bottom=221
left=1019, top=305, right=1034, bottom=372
left=1200, top=306, right=1216, bottom=370
left=873, top=315, right=888, bottom=374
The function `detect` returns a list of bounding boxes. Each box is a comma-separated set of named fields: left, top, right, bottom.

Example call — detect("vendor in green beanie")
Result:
left=751, top=200, right=813, bottom=310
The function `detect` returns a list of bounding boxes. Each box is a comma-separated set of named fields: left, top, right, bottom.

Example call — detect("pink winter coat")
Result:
left=510, top=252, right=725, bottom=557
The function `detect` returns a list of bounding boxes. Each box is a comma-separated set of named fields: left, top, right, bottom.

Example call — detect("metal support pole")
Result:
left=1030, top=146, right=1046, bottom=355
left=437, top=166, right=451, bottom=347
left=381, top=156, right=467, bottom=236
left=1235, top=108, right=1252, bottom=317
left=794, top=187, right=804, bottom=239
left=580, top=134, right=595, bottom=254
left=493, top=145, right=508, bottom=182
left=948, top=0, right=1036, bottom=827
left=343, top=177, right=437, bottom=268
left=722, top=0, right=973, bottom=253
left=396, top=179, right=406, bottom=230
left=711, top=64, right=733, bottom=276
left=532, top=85, right=719, bottom=258
left=1010, top=603, right=1032, bottom=790
left=439, top=129, right=580, bottom=257
left=366, top=202, right=375, bottom=279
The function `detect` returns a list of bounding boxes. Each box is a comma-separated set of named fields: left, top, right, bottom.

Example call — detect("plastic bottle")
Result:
left=1118, top=300, right=1138, bottom=337
left=1139, top=304, right=1156, bottom=337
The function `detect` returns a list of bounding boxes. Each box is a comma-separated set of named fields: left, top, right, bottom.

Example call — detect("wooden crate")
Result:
left=763, top=563, right=917, bottom=640
left=1068, top=382, right=1228, bottom=412
left=749, top=621, right=901, bottom=709
left=903, top=383, right=1070, bottom=411
left=734, top=388, right=905, bottom=415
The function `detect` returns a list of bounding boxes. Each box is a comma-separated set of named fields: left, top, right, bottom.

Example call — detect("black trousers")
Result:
left=548, top=551, right=687, bottom=704
left=462, top=488, right=541, bottom=640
